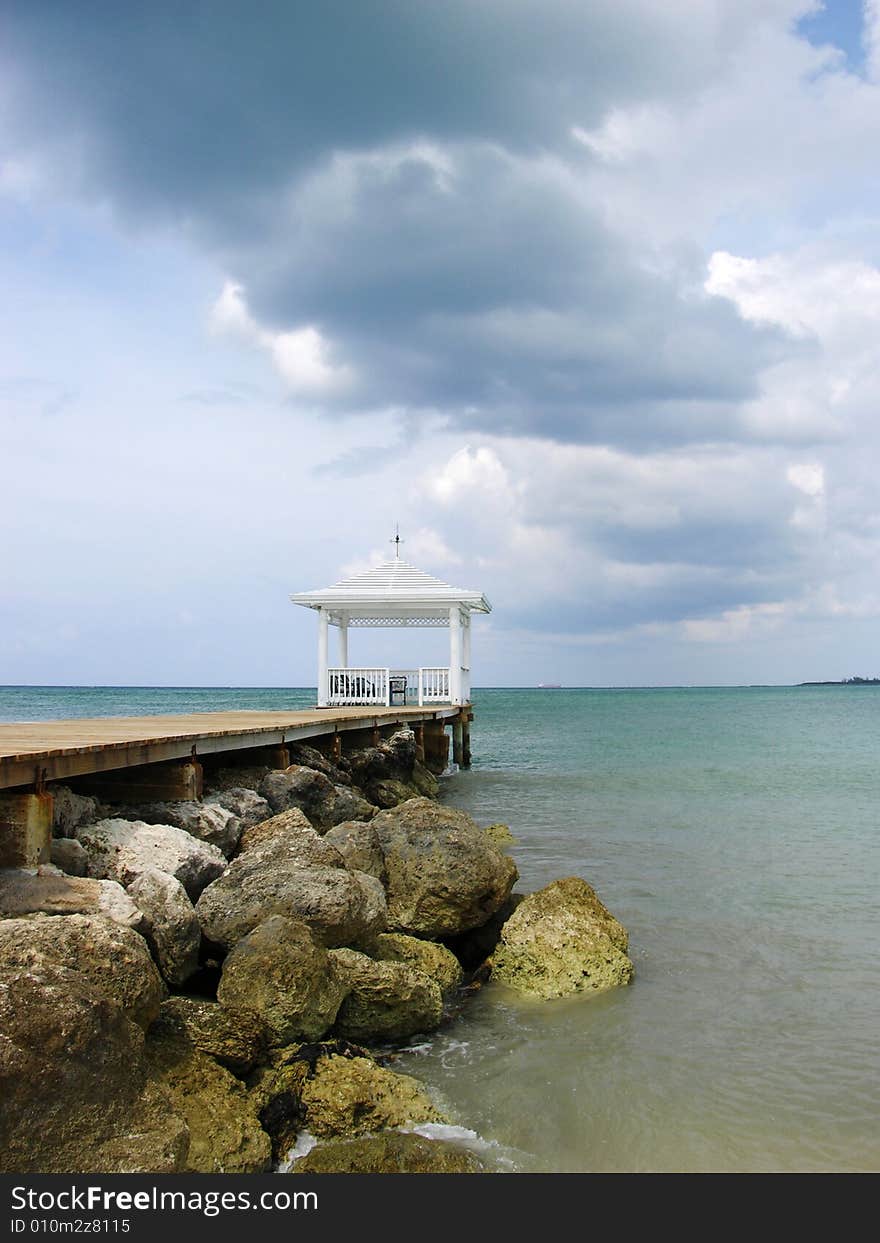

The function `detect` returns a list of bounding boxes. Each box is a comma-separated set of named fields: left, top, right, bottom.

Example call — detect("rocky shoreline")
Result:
left=0, top=728, right=633, bottom=1175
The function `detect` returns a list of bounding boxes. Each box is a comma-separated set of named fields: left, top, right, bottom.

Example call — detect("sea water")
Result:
left=2, top=684, right=878, bottom=1172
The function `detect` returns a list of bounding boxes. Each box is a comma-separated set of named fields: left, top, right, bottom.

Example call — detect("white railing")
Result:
left=419, top=667, right=450, bottom=705
left=326, top=666, right=456, bottom=706
left=327, top=667, right=389, bottom=706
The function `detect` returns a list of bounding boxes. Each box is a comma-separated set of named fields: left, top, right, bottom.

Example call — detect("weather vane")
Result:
left=389, top=524, right=404, bottom=559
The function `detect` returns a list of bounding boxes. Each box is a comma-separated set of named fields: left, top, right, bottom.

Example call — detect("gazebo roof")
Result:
left=290, top=558, right=491, bottom=625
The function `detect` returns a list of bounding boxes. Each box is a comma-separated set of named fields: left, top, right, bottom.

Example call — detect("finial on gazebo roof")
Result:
left=389, top=524, right=404, bottom=559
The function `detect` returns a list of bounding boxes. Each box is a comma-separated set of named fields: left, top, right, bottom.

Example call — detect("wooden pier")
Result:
left=0, top=703, right=473, bottom=868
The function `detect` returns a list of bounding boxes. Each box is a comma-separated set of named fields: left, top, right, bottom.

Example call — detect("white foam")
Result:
left=276, top=1131, right=318, bottom=1172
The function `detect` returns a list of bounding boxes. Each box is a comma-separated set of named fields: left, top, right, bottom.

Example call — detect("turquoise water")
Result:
left=2, top=684, right=878, bottom=1172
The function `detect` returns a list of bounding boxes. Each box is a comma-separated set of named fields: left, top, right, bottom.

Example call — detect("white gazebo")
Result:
left=291, top=557, right=491, bottom=708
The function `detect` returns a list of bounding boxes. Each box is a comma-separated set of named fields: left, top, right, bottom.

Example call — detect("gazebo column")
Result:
left=317, top=607, right=329, bottom=707
left=449, top=606, right=462, bottom=705
left=462, top=613, right=471, bottom=703
left=338, top=614, right=349, bottom=669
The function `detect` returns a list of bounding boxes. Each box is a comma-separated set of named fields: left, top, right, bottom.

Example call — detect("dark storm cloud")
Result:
left=1, top=0, right=801, bottom=445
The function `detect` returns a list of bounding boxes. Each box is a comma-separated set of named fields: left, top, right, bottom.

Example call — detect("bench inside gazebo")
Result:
left=291, top=558, right=491, bottom=708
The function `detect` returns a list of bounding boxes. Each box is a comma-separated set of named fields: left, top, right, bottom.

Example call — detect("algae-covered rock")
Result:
left=0, top=958, right=187, bottom=1174
left=298, top=1053, right=444, bottom=1139
left=156, top=996, right=268, bottom=1076
left=330, top=947, right=443, bottom=1041
left=217, top=915, right=347, bottom=1045
left=490, top=877, right=633, bottom=999
left=483, top=823, right=516, bottom=846
left=0, top=912, right=165, bottom=1029
left=259, top=766, right=375, bottom=830
left=145, top=1023, right=271, bottom=1173
left=50, top=786, right=100, bottom=838
left=371, top=798, right=518, bottom=936
left=370, top=931, right=463, bottom=995
left=291, top=1131, right=488, bottom=1173
left=127, top=867, right=201, bottom=988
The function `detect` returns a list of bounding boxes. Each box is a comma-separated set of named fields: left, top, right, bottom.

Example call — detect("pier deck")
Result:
left=0, top=704, right=468, bottom=792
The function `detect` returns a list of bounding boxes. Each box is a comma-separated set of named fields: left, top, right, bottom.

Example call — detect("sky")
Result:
left=2, top=0, right=879, bottom=688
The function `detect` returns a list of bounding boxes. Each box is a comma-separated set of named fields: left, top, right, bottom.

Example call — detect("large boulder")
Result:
left=109, top=801, right=242, bottom=858
left=235, top=808, right=344, bottom=863
left=0, top=958, right=187, bottom=1174
left=217, top=916, right=347, bottom=1045
left=50, top=786, right=99, bottom=838
left=259, top=766, right=375, bottom=830
left=369, top=932, right=463, bottom=995
left=146, top=1023, right=271, bottom=1173
left=205, top=787, right=271, bottom=830
left=371, top=798, right=518, bottom=936
left=324, top=821, right=386, bottom=882
left=490, top=877, right=634, bottom=999
left=196, top=854, right=383, bottom=950
left=0, top=912, right=165, bottom=1029
left=291, top=1132, right=489, bottom=1174
left=330, top=948, right=443, bottom=1042
left=252, top=1044, right=443, bottom=1150
left=287, top=742, right=353, bottom=786
left=49, top=837, right=88, bottom=876
left=154, top=996, right=267, bottom=1075
left=346, top=729, right=439, bottom=806
left=75, top=818, right=226, bottom=898
left=0, top=868, right=144, bottom=929
left=127, top=867, right=201, bottom=989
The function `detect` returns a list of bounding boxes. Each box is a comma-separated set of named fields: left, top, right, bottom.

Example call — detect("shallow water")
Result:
left=3, top=683, right=878, bottom=1172
left=400, top=687, right=880, bottom=1172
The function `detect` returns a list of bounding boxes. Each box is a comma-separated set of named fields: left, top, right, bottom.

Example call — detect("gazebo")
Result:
left=291, top=556, right=492, bottom=708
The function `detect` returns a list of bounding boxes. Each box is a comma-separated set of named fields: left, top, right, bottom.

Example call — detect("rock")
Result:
left=0, top=960, right=188, bottom=1174
left=0, top=868, right=144, bottom=929
left=370, top=932, right=463, bottom=994
left=259, top=766, right=337, bottom=824
left=330, top=948, right=443, bottom=1042
left=154, top=996, right=267, bottom=1075
left=368, top=778, right=421, bottom=809
left=217, top=916, right=347, bottom=1046
left=127, top=867, right=201, bottom=988
left=297, top=1052, right=444, bottom=1139
left=253, top=1044, right=444, bottom=1149
left=110, top=801, right=242, bottom=858
left=291, top=1131, right=489, bottom=1173
left=410, top=761, right=440, bottom=799
left=205, top=787, right=271, bottom=830
left=235, top=807, right=343, bottom=863
left=483, top=823, right=516, bottom=846
left=287, top=742, right=353, bottom=786
left=50, top=837, right=88, bottom=876
left=0, top=912, right=166, bottom=1028
left=328, top=784, right=377, bottom=823
left=353, top=870, right=388, bottom=932
left=490, top=877, right=634, bottom=999
left=196, top=856, right=383, bottom=949
left=50, top=786, right=99, bottom=837
left=146, top=1023, right=272, bottom=1173
left=324, top=821, right=387, bottom=881
left=75, top=818, right=227, bottom=898
left=259, top=767, right=375, bottom=830
left=371, top=798, right=518, bottom=937
left=443, top=895, right=525, bottom=971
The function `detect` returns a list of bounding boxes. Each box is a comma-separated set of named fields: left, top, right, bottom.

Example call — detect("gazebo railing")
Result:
left=327, top=668, right=389, bottom=706
left=325, top=666, right=453, bottom=706
left=418, top=667, right=450, bottom=705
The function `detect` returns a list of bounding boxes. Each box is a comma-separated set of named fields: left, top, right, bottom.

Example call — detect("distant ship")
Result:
left=537, top=682, right=563, bottom=688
